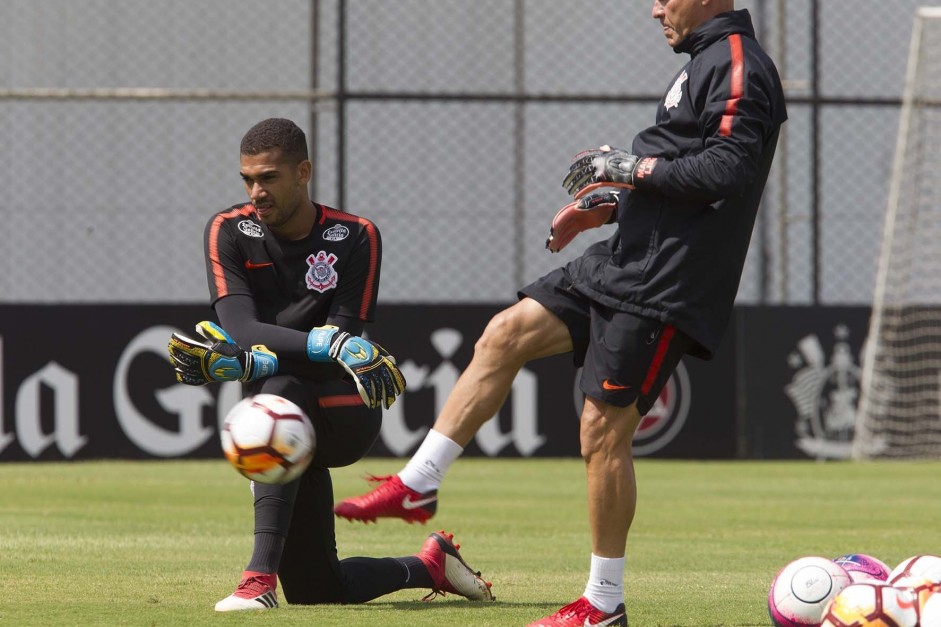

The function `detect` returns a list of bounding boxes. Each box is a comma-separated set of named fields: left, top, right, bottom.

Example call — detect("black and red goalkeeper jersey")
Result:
left=204, top=203, right=381, bottom=332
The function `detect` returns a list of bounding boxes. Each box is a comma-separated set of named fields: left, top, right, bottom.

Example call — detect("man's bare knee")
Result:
left=474, top=299, right=572, bottom=366
left=475, top=309, right=527, bottom=360
left=579, top=399, right=641, bottom=460
left=580, top=413, right=623, bottom=460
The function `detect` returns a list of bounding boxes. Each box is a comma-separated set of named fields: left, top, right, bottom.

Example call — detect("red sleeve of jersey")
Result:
left=356, top=218, right=380, bottom=319
left=204, top=205, right=255, bottom=304
left=320, top=207, right=381, bottom=321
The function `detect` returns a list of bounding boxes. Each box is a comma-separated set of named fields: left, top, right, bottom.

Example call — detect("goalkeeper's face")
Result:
left=652, top=0, right=725, bottom=48
left=240, top=150, right=312, bottom=233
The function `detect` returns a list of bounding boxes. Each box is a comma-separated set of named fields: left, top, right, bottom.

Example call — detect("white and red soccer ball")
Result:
left=220, top=394, right=315, bottom=485
left=887, top=554, right=941, bottom=625
left=922, top=590, right=941, bottom=624
left=887, top=555, right=941, bottom=589
left=769, top=556, right=853, bottom=626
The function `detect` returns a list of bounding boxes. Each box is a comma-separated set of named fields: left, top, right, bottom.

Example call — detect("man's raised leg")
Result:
left=334, top=298, right=573, bottom=523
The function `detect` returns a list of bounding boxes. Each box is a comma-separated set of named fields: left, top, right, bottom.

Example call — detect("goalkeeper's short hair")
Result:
left=240, top=118, right=308, bottom=164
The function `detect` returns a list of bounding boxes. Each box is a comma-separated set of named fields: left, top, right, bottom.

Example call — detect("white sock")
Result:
left=583, top=554, right=625, bottom=614
left=398, top=429, right=464, bottom=493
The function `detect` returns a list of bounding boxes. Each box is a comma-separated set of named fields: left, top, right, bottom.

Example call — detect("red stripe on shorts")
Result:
left=318, top=394, right=365, bottom=408
left=640, top=325, right=676, bottom=395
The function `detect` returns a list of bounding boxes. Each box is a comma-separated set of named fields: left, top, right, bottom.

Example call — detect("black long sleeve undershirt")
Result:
left=214, top=294, right=364, bottom=382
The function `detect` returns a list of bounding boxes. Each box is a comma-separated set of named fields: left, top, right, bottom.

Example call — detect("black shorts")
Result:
left=519, top=267, right=694, bottom=414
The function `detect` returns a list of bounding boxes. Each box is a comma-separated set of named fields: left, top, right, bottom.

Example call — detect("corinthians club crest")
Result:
left=664, top=70, right=688, bottom=110
left=784, top=325, right=860, bottom=460
left=305, top=251, right=338, bottom=292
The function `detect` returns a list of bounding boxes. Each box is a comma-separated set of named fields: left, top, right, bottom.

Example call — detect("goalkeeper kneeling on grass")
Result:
left=166, top=117, right=493, bottom=611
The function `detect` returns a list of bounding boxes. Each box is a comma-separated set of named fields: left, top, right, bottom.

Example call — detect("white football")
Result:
left=922, top=591, right=941, bottom=625
left=220, top=394, right=315, bottom=485
left=769, top=556, right=852, bottom=626
left=906, top=577, right=941, bottom=620
left=888, top=554, right=941, bottom=587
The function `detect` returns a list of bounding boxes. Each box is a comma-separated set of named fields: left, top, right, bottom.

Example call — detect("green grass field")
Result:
left=2, top=457, right=940, bottom=626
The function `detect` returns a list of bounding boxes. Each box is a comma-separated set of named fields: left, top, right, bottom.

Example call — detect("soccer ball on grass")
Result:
left=769, top=556, right=853, bottom=626
left=887, top=554, right=941, bottom=588
left=819, top=582, right=918, bottom=627
left=220, top=394, right=315, bottom=485
left=921, top=591, right=941, bottom=624
left=832, top=554, right=892, bottom=584
left=906, top=577, right=941, bottom=616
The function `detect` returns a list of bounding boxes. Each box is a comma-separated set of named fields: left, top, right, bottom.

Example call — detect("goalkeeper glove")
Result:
left=307, top=326, right=406, bottom=410
left=168, top=321, right=278, bottom=386
left=545, top=190, right=619, bottom=253
left=563, top=145, right=657, bottom=198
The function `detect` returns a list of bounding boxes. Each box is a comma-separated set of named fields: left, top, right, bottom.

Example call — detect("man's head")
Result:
left=239, top=118, right=313, bottom=236
left=240, top=117, right=308, bottom=163
left=652, top=0, right=734, bottom=48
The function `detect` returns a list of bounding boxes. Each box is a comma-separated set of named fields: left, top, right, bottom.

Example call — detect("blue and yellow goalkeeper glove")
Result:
left=168, top=321, right=278, bottom=386
left=307, top=326, right=406, bottom=410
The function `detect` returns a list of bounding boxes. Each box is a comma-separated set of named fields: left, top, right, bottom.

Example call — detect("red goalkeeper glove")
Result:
left=545, top=190, right=619, bottom=253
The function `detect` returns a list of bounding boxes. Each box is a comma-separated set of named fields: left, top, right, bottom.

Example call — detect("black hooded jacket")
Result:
left=567, top=9, right=787, bottom=358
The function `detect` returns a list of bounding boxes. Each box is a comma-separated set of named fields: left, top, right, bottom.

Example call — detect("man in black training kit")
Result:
left=334, top=1, right=786, bottom=625
left=167, top=118, right=493, bottom=611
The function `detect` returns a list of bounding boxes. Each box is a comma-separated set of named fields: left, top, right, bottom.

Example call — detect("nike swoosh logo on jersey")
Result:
left=585, top=612, right=625, bottom=627
left=602, top=380, right=631, bottom=391
left=401, top=495, right=437, bottom=510
left=245, top=260, right=274, bottom=269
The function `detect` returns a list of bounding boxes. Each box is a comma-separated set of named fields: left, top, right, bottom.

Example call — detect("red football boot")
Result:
left=214, top=571, right=278, bottom=612
left=333, top=474, right=437, bottom=524
left=416, top=530, right=494, bottom=602
left=528, top=597, right=627, bottom=626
